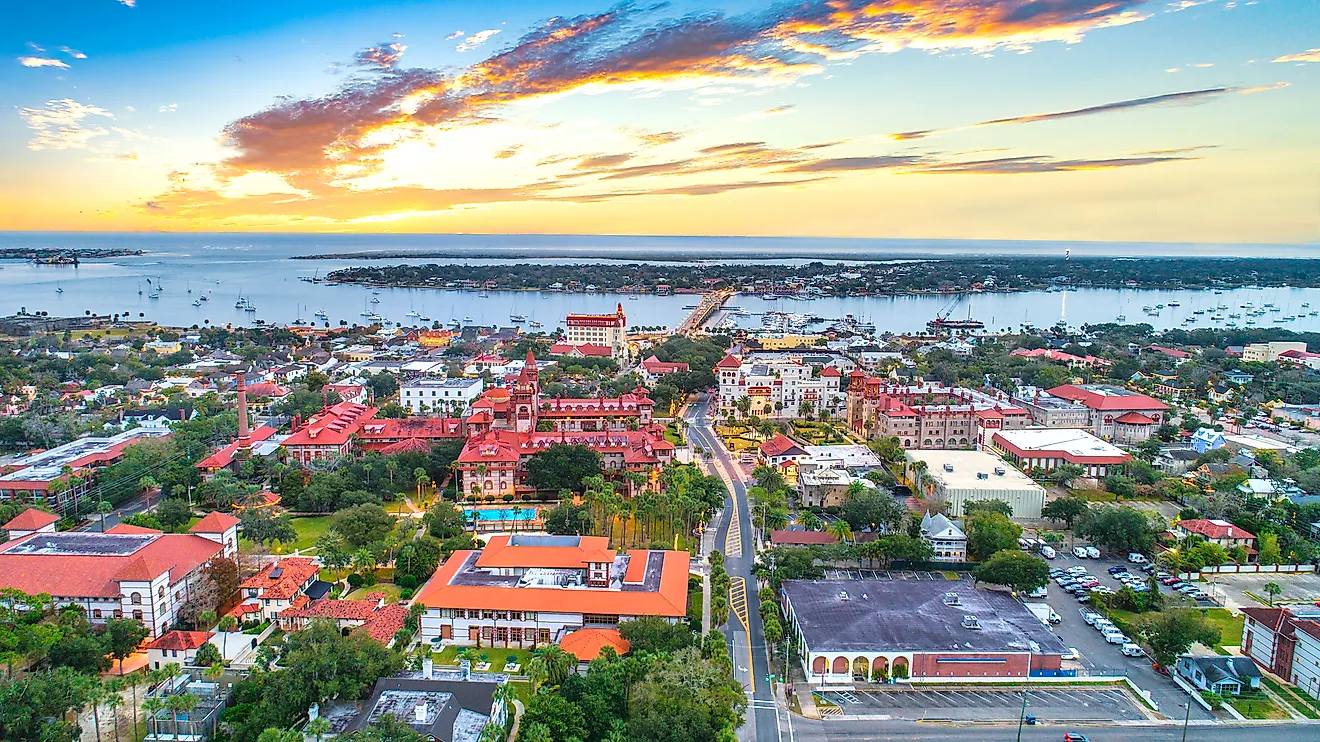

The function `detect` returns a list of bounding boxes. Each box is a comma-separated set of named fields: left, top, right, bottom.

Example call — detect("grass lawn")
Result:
left=345, top=583, right=404, bottom=603
left=287, top=515, right=334, bottom=551
left=1200, top=608, right=1244, bottom=647
left=507, top=681, right=533, bottom=707
left=1263, top=677, right=1320, bottom=719
left=1229, top=694, right=1290, bottom=720
left=431, top=645, right=535, bottom=672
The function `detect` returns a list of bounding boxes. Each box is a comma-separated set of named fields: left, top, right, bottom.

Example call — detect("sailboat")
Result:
left=315, top=309, right=329, bottom=319
left=509, top=298, right=526, bottom=323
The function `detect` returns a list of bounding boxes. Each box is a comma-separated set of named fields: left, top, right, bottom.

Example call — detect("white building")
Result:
left=905, top=449, right=1047, bottom=519
left=400, top=377, right=485, bottom=415
left=919, top=511, right=967, bottom=562
left=1242, top=342, right=1308, bottom=363
left=565, top=304, right=629, bottom=360
left=716, top=352, right=845, bottom=420
left=990, top=427, right=1130, bottom=479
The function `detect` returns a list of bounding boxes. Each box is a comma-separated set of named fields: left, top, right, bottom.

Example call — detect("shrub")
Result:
left=397, top=574, right=419, bottom=590
left=1201, top=690, right=1223, bottom=710
left=892, top=663, right=908, bottom=679
left=399, top=588, right=414, bottom=600
left=347, top=573, right=365, bottom=588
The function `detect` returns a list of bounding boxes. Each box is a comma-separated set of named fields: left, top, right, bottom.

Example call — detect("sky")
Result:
left=2, top=0, right=1317, bottom=243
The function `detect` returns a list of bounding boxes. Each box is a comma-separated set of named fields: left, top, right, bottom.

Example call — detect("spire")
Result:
left=235, top=369, right=252, bottom=459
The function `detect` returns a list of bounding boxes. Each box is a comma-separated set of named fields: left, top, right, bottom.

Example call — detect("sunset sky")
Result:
left=3, top=0, right=1317, bottom=242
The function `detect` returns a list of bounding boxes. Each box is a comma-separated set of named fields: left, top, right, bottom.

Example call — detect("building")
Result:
left=800, top=445, right=883, bottom=471
left=1009, top=348, right=1111, bottom=368
left=357, top=417, right=470, bottom=453
left=337, top=677, right=505, bottom=742
left=233, top=557, right=322, bottom=623
left=1152, top=447, right=1200, bottom=476
left=716, top=352, right=846, bottom=420
left=1175, top=655, right=1261, bottom=696
left=990, top=428, right=1130, bottom=479
left=639, top=355, right=689, bottom=385
left=797, top=468, right=875, bottom=509
left=783, top=580, right=1067, bottom=684
left=769, top=530, right=838, bottom=547
left=278, top=593, right=411, bottom=646
left=904, top=449, right=1046, bottom=518
left=919, top=512, right=967, bottom=562
left=564, top=304, right=628, bottom=361
left=759, top=434, right=808, bottom=468
left=1011, top=389, right=1092, bottom=429
left=1191, top=428, right=1227, bottom=454
left=1043, top=384, right=1169, bottom=443
left=1222, top=433, right=1297, bottom=456
left=401, top=377, right=485, bottom=415
left=1240, top=607, right=1320, bottom=700
left=415, top=534, right=689, bottom=647
left=560, top=627, right=631, bottom=662
left=0, top=427, right=171, bottom=513
left=548, top=343, right=614, bottom=359
left=1243, top=342, right=1308, bottom=364
left=1146, top=345, right=1194, bottom=365
left=2, top=507, right=58, bottom=539
left=468, top=353, right=653, bottom=434
left=845, top=376, right=1030, bottom=449
left=146, top=630, right=215, bottom=670
left=280, top=400, right=378, bottom=465
left=0, top=512, right=238, bottom=637
left=1171, top=519, right=1256, bottom=556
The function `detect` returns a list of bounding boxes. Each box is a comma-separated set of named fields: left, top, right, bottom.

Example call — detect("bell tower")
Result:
left=513, top=350, right=540, bottom=433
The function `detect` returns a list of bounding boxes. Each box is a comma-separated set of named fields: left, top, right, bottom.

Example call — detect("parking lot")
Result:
left=821, top=687, right=1145, bottom=722
left=1203, top=570, right=1320, bottom=611
left=1039, top=550, right=1216, bottom=720
left=822, top=568, right=965, bottom=581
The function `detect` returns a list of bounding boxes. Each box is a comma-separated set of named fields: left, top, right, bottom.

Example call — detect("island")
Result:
left=0, top=248, right=145, bottom=264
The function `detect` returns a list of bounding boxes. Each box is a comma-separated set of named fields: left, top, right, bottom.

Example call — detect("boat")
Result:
left=192, top=300, right=202, bottom=307
left=371, top=297, right=381, bottom=304
left=1167, top=301, right=1180, bottom=307
left=510, top=313, right=527, bottom=323
left=244, top=304, right=256, bottom=312
left=477, top=291, right=489, bottom=298
left=1115, top=314, right=1126, bottom=322
left=149, top=290, right=161, bottom=299
left=528, top=320, right=543, bottom=328
left=419, top=315, right=432, bottom=322
left=315, top=309, right=328, bottom=319
left=199, top=294, right=209, bottom=302
left=464, top=316, right=474, bottom=323
left=55, top=286, right=64, bottom=294
left=406, top=310, right=422, bottom=318
left=1304, top=303, right=1311, bottom=308
left=449, top=318, right=461, bottom=327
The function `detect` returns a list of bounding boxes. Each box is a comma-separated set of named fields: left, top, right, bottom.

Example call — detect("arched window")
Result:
left=130, top=592, right=142, bottom=605
left=812, top=656, right=826, bottom=674
left=832, top=656, right=848, bottom=674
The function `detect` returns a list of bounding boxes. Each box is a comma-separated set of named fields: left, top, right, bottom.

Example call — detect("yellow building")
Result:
left=418, top=330, right=453, bottom=348
left=752, top=333, right=826, bottom=350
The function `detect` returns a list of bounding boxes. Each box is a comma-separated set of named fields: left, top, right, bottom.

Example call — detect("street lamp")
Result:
left=1181, top=700, right=1192, bottom=742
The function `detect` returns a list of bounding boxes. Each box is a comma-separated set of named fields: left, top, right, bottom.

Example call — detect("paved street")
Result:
left=834, top=687, right=1144, bottom=722
left=686, top=394, right=784, bottom=742
left=788, top=719, right=1320, bottom=741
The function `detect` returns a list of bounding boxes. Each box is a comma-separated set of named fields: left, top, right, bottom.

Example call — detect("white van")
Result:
left=1040, top=545, right=1057, bottom=559
left=1073, top=546, right=1089, bottom=559
left=1127, top=552, right=1147, bottom=564
left=1085, top=546, right=1101, bottom=559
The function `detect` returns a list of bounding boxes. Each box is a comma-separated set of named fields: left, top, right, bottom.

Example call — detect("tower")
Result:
left=513, top=350, right=540, bottom=433
left=235, top=369, right=252, bottom=461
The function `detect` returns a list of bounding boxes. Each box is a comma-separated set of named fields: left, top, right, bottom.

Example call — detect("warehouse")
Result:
left=990, top=428, right=1130, bottom=479
left=783, top=580, right=1068, bottom=685
left=904, top=449, right=1046, bottom=518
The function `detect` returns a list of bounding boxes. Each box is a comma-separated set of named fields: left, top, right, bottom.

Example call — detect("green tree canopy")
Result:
left=526, top=445, right=604, bottom=492
left=964, top=511, right=1022, bottom=561
left=973, top=551, right=1050, bottom=593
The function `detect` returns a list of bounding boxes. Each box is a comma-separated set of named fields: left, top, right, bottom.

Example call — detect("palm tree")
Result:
left=197, top=610, right=217, bottom=631
left=203, top=663, right=223, bottom=684
left=800, top=511, right=823, bottom=531
left=525, top=657, right=548, bottom=693
left=142, top=697, right=165, bottom=740
left=217, top=616, right=238, bottom=656
left=1264, top=581, right=1282, bottom=606
left=305, top=717, right=331, bottom=742
left=362, top=463, right=373, bottom=486
left=386, top=460, right=398, bottom=486
left=826, top=519, right=853, bottom=544
left=478, top=721, right=504, bottom=742
left=97, top=500, right=113, bottom=532
left=104, top=682, right=126, bottom=742
left=89, top=680, right=109, bottom=742
left=531, top=645, right=576, bottom=687
left=167, top=692, right=199, bottom=741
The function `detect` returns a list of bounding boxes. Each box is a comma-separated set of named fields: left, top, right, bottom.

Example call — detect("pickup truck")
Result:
left=1025, top=602, right=1061, bottom=625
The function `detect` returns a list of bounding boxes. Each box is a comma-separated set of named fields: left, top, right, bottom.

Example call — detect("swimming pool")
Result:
left=464, top=508, right=537, bottom=521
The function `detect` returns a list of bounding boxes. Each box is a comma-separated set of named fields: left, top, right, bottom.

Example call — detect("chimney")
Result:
left=236, top=370, right=252, bottom=460
left=422, top=655, right=434, bottom=678
left=414, top=702, right=427, bottom=723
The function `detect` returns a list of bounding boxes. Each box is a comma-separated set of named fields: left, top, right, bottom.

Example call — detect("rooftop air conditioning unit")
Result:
left=994, top=467, right=1006, bottom=476
left=977, top=472, right=988, bottom=480
left=943, top=463, right=955, bottom=472
left=942, top=592, right=961, bottom=606
left=962, top=615, right=982, bottom=630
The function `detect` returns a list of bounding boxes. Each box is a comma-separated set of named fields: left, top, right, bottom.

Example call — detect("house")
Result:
left=1154, top=378, right=1187, bottom=400
left=560, top=627, right=631, bottom=662
left=1152, top=447, right=1200, bottom=476
left=548, top=343, right=614, bottom=358
left=1240, top=607, right=1320, bottom=700
left=1191, top=428, right=1227, bottom=454
left=278, top=593, right=411, bottom=646
left=640, top=355, right=689, bottom=385
left=1146, top=345, right=1193, bottom=365
left=400, top=377, right=484, bottom=415
left=2, top=508, right=58, bottom=539
left=233, top=557, right=321, bottom=623
left=1172, top=519, right=1256, bottom=557
left=146, top=630, right=215, bottom=670
left=769, top=530, right=838, bottom=546
left=1225, top=370, right=1255, bottom=384
left=1237, top=479, right=1278, bottom=499
left=797, top=468, right=874, bottom=509
left=1243, top=342, right=1307, bottom=363
left=1208, top=384, right=1234, bottom=405
left=338, top=678, right=505, bottom=742
left=919, top=511, right=967, bottom=562
left=415, top=534, right=689, bottom=647
left=759, top=434, right=808, bottom=468
left=1175, top=655, right=1261, bottom=696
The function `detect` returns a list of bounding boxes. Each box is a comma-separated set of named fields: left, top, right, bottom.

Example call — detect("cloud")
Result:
left=457, top=29, right=501, bottom=52
left=494, top=145, right=522, bottom=159
left=1273, top=49, right=1320, bottom=63
left=159, top=103, right=178, bottom=113
left=447, top=31, right=465, bottom=40
left=145, top=0, right=1158, bottom=221
left=58, top=46, right=87, bottom=59
left=744, top=104, right=796, bottom=119
left=575, top=153, right=634, bottom=169
left=910, top=154, right=1194, bottom=174
left=621, top=128, right=683, bottom=146
left=782, top=155, right=925, bottom=173
left=1166, top=0, right=1214, bottom=10
left=356, top=41, right=407, bottom=68
left=889, top=130, right=935, bottom=141
left=19, top=98, right=116, bottom=150
left=18, top=56, right=70, bottom=68
left=118, top=0, right=136, bottom=6
left=1238, top=81, right=1289, bottom=94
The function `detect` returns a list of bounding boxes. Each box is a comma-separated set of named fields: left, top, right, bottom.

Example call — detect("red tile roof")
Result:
left=355, top=603, right=410, bottom=644
left=3, top=508, right=58, bottom=531
left=0, top=533, right=223, bottom=597
left=819, top=366, right=842, bottom=377
left=759, top=434, right=805, bottom=458
left=1176, top=519, right=1255, bottom=541
left=1046, top=384, right=1169, bottom=412
left=770, top=530, right=837, bottom=545
left=107, top=523, right=163, bottom=535
left=549, top=343, right=614, bottom=357
left=238, top=557, right=319, bottom=600
left=560, top=628, right=630, bottom=661
left=1114, top=412, right=1157, bottom=425
left=196, top=424, right=279, bottom=471
left=358, top=417, right=466, bottom=446
left=716, top=354, right=742, bottom=369
left=641, top=355, right=689, bottom=375
left=1147, top=345, right=1192, bottom=359
left=281, top=401, right=378, bottom=448
left=244, top=382, right=290, bottom=398
left=190, top=511, right=240, bottom=533
left=476, top=534, right=616, bottom=569
left=282, top=597, right=379, bottom=621
left=147, top=630, right=213, bottom=651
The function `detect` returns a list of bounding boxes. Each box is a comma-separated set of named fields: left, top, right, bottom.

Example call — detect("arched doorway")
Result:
left=892, top=656, right=909, bottom=679
left=812, top=656, right=826, bottom=674
left=871, top=656, right=889, bottom=680
left=832, top=656, right=848, bottom=674
left=852, top=657, right=869, bottom=679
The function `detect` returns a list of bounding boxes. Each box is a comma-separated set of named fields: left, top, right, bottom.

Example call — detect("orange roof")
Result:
left=107, top=523, right=163, bottom=535
left=3, top=508, right=58, bottom=531
left=238, top=557, right=319, bottom=599
left=475, top=534, right=616, bottom=569
left=147, top=630, right=213, bottom=651
left=415, top=549, right=689, bottom=618
left=196, top=424, right=279, bottom=470
left=716, top=354, right=742, bottom=369
left=190, top=511, right=240, bottom=533
left=281, top=401, right=378, bottom=448
left=0, top=533, right=223, bottom=597
left=560, top=628, right=630, bottom=661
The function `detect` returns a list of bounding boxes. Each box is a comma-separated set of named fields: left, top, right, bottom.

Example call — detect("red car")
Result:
left=1151, top=662, right=1170, bottom=676
left=1063, top=734, right=1090, bottom=742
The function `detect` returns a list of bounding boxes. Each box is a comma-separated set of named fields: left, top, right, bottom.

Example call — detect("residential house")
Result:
left=759, top=434, right=809, bottom=468
left=919, top=511, right=967, bottom=562
left=797, top=468, right=874, bottom=509
left=1172, top=519, right=1256, bottom=559
left=1225, top=370, right=1255, bottom=384
left=1191, top=428, right=1227, bottom=454
left=278, top=593, right=411, bottom=646
left=1208, top=383, right=1234, bottom=405
left=1240, top=607, right=1320, bottom=701
left=1146, top=345, right=1193, bottom=365
left=1152, top=447, right=1200, bottom=476
left=233, top=557, right=321, bottom=623
left=639, top=355, right=690, bottom=386
left=146, top=630, right=215, bottom=670
left=1175, top=655, right=1261, bottom=696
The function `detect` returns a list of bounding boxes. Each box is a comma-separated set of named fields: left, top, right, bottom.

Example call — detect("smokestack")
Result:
left=236, top=370, right=252, bottom=459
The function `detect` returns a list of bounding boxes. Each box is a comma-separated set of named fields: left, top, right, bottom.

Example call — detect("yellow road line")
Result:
left=730, top=575, right=754, bottom=693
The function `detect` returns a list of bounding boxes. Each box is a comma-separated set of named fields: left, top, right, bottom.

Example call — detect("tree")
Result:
left=239, top=509, right=297, bottom=547
left=964, top=511, right=1022, bottom=561
left=422, top=500, right=465, bottom=539
left=521, top=691, right=587, bottom=742
left=618, top=616, right=694, bottom=655
left=156, top=498, right=192, bottom=532
left=1258, top=532, right=1282, bottom=565
left=104, top=618, right=150, bottom=676
left=0, top=668, right=95, bottom=742
left=962, top=499, right=1012, bottom=517
left=1263, top=581, right=1283, bottom=606
left=841, top=489, right=904, bottom=533
left=530, top=645, right=576, bottom=687
left=1137, top=608, right=1221, bottom=668
left=525, top=444, right=603, bottom=492
left=825, top=519, right=853, bottom=543
left=1076, top=505, right=1158, bottom=554
left=1047, top=463, right=1086, bottom=486
left=973, top=551, right=1050, bottom=593
left=543, top=502, right=593, bottom=535
left=194, top=641, right=222, bottom=668
left=332, top=504, right=396, bottom=548
left=1041, top=496, right=1090, bottom=529
left=305, top=717, right=332, bottom=742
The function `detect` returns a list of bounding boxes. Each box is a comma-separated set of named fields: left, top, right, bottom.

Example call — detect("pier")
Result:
left=677, top=288, right=734, bottom=336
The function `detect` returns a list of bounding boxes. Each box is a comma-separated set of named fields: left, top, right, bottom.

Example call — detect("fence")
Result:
left=1178, top=563, right=1317, bottom=579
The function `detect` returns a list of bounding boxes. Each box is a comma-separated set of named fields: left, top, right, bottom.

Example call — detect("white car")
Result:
left=1040, top=545, right=1057, bottom=559
left=1073, top=546, right=1090, bottom=559
left=1105, top=632, right=1129, bottom=645
left=1128, top=553, right=1148, bottom=564
left=1121, top=643, right=1145, bottom=657
left=1085, top=546, right=1101, bottom=559
left=1063, top=647, right=1081, bottom=661
left=1067, top=566, right=1088, bottom=576
left=1080, top=610, right=1101, bottom=625
left=1028, top=586, right=1048, bottom=599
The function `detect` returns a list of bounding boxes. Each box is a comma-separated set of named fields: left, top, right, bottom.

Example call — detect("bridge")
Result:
left=676, top=287, right=735, bottom=336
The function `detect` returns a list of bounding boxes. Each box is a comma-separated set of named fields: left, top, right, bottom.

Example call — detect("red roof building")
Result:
left=197, top=424, right=280, bottom=478
left=759, top=434, right=808, bottom=466
left=1044, top=384, right=1168, bottom=444
left=279, top=593, right=411, bottom=646
left=1009, top=348, right=1112, bottom=368
left=560, top=627, right=631, bottom=661
left=2, top=507, right=58, bottom=537
left=1172, top=519, right=1257, bottom=555
left=145, top=629, right=215, bottom=670
left=640, top=355, right=690, bottom=384
left=281, top=401, right=378, bottom=465
left=415, top=534, right=689, bottom=649
left=770, top=530, right=838, bottom=546
left=1241, top=607, right=1320, bottom=686
left=549, top=343, right=614, bottom=358
left=357, top=417, right=470, bottom=451
left=235, top=557, right=321, bottom=622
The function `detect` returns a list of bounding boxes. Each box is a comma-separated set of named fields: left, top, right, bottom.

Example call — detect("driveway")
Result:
left=835, top=687, right=1145, bottom=722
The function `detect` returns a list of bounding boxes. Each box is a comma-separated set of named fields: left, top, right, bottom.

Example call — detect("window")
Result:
left=93, top=609, right=103, bottom=619
left=130, top=592, right=142, bottom=605
left=133, top=610, right=143, bottom=620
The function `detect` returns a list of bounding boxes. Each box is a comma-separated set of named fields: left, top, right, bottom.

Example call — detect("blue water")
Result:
left=465, top=508, right=537, bottom=521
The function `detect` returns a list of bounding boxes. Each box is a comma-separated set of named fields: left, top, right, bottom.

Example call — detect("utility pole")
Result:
left=1015, top=687, right=1029, bottom=742
left=1181, top=700, right=1192, bottom=742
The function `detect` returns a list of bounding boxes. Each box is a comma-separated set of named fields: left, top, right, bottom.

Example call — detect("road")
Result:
left=786, top=718, right=1320, bottom=741
left=76, top=489, right=154, bottom=532
left=686, top=394, right=786, bottom=742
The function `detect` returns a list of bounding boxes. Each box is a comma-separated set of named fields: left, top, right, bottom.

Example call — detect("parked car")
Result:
left=1121, top=643, right=1146, bottom=657
left=1040, top=545, right=1057, bottom=559
left=1067, top=566, right=1088, bottom=576
left=1160, top=575, right=1180, bottom=585
left=1104, top=631, right=1129, bottom=645
left=1108, top=566, right=1128, bottom=575
left=1064, top=733, right=1090, bottom=742
left=1073, top=547, right=1089, bottom=558
left=1080, top=608, right=1100, bottom=624
left=1063, top=647, right=1081, bottom=661
left=1085, top=546, right=1101, bottom=559
left=1029, top=586, right=1049, bottom=599
left=1128, top=552, right=1148, bottom=564
left=1050, top=568, right=1065, bottom=578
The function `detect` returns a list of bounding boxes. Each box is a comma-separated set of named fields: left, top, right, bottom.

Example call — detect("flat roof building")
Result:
left=991, top=428, right=1130, bottom=479
left=904, top=449, right=1046, bottom=519
left=783, top=580, right=1067, bottom=685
